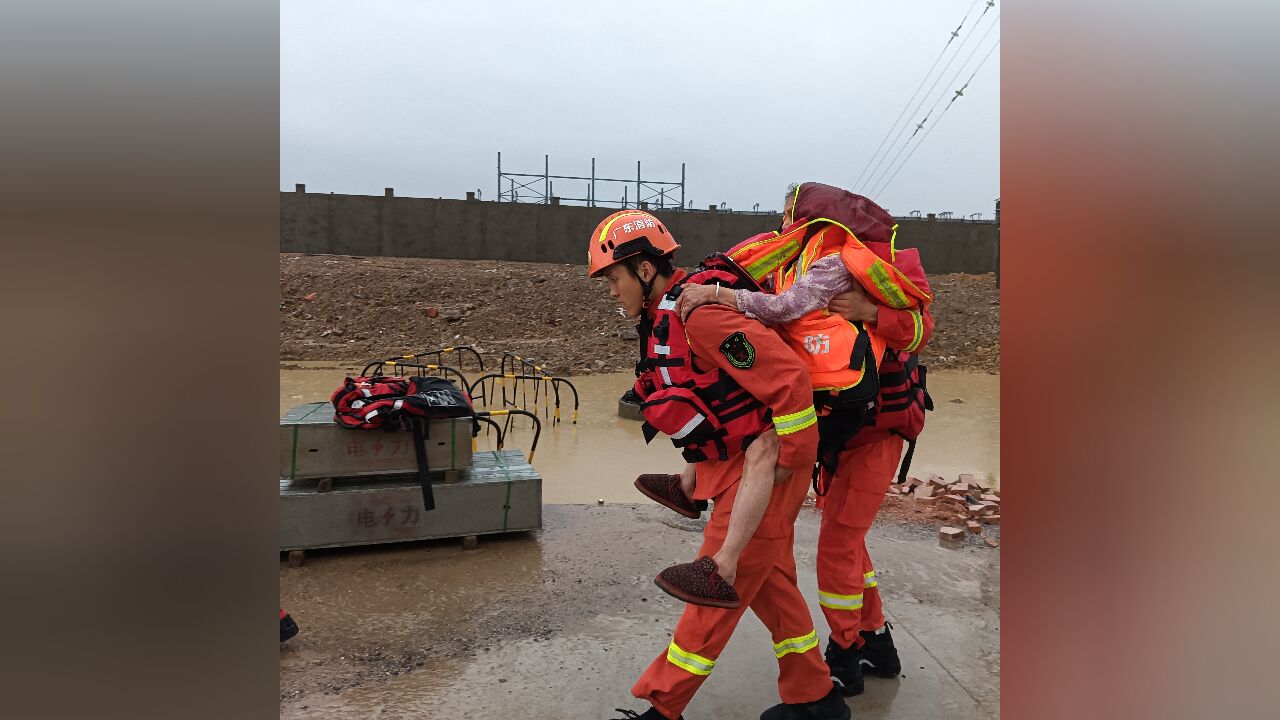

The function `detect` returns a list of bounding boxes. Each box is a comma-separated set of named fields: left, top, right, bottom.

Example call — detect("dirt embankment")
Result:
left=280, top=254, right=999, bottom=375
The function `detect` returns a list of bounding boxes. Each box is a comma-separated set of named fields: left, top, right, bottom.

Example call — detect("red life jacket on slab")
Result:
left=331, top=375, right=475, bottom=429
left=632, top=254, right=773, bottom=464
left=329, top=375, right=476, bottom=511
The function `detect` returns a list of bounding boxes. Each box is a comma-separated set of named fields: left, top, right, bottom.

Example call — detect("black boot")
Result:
left=280, top=611, right=299, bottom=643
left=759, top=684, right=850, bottom=720
left=611, top=707, right=681, bottom=719
left=858, top=622, right=902, bottom=678
left=823, top=637, right=863, bottom=697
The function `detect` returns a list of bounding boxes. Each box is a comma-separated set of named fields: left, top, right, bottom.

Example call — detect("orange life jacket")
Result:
left=727, top=214, right=933, bottom=479
left=728, top=219, right=930, bottom=391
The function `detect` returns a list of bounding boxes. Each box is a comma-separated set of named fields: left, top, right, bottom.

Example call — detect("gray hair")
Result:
left=783, top=182, right=800, bottom=215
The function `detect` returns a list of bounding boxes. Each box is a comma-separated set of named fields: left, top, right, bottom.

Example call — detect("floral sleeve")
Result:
left=733, top=254, right=853, bottom=326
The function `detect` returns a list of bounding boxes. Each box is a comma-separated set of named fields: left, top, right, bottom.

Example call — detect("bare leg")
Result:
left=679, top=462, right=696, bottom=498
left=711, top=428, right=782, bottom=586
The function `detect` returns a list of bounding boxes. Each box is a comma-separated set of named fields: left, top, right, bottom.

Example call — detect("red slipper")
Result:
left=654, top=556, right=741, bottom=609
left=634, top=474, right=707, bottom=519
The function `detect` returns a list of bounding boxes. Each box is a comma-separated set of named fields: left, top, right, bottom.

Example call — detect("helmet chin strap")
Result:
left=629, top=260, right=657, bottom=312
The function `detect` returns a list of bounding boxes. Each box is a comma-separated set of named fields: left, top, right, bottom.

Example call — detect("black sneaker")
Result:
left=858, top=622, right=902, bottom=678
left=824, top=637, right=864, bottom=697
left=759, top=684, right=850, bottom=720
left=611, top=708, right=681, bottom=719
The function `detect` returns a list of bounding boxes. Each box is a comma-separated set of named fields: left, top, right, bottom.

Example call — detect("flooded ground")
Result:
left=279, top=363, right=1000, bottom=718
left=280, top=362, right=1000, bottom=499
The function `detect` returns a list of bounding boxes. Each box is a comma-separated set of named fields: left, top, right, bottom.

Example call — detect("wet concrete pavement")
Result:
left=279, top=365, right=999, bottom=717
left=281, top=505, right=998, bottom=719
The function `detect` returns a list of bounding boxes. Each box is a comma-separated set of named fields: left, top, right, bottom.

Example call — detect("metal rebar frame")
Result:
left=497, top=153, right=686, bottom=210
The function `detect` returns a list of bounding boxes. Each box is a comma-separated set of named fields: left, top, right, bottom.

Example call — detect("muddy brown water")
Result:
left=280, top=364, right=999, bottom=716
left=280, top=362, right=999, bottom=498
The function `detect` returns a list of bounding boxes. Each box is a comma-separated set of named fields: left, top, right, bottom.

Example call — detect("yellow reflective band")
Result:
left=795, top=216, right=930, bottom=305
left=798, top=229, right=821, bottom=274
left=867, top=260, right=910, bottom=308
left=728, top=236, right=769, bottom=262
left=863, top=571, right=879, bottom=589
left=773, top=630, right=819, bottom=658
left=666, top=641, right=716, bottom=676
left=742, top=238, right=801, bottom=280
left=818, top=590, right=865, bottom=611
left=906, top=308, right=923, bottom=352
left=773, top=406, right=817, bottom=435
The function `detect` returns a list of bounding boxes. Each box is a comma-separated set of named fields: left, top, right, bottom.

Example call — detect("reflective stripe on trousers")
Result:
left=773, top=630, right=819, bottom=658
left=818, top=589, right=864, bottom=611
left=666, top=641, right=716, bottom=676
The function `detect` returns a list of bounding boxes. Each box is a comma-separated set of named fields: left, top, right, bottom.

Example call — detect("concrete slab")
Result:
left=281, top=505, right=999, bottom=719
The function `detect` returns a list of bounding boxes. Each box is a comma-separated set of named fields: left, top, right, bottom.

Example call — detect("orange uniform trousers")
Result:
left=632, top=454, right=834, bottom=720
left=814, top=435, right=904, bottom=650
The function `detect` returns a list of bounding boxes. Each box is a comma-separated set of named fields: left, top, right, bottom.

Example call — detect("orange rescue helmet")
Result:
left=587, top=210, right=680, bottom=278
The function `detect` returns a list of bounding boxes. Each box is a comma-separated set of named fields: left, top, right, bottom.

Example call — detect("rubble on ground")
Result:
left=879, top=471, right=1001, bottom=548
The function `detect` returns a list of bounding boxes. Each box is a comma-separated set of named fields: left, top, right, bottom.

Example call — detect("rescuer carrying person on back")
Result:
left=673, top=182, right=936, bottom=696
left=590, top=209, right=849, bottom=720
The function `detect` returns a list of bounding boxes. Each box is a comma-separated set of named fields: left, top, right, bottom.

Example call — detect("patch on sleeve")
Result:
left=719, top=331, right=756, bottom=369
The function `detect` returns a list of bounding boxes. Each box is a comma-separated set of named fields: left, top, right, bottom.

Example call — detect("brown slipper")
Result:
left=634, top=474, right=707, bottom=519
left=654, top=556, right=741, bottom=609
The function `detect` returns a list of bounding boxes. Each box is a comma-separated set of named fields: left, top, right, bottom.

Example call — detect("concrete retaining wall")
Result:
left=281, top=190, right=998, bottom=274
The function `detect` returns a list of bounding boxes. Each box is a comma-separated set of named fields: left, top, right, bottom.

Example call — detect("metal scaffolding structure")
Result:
left=497, top=153, right=686, bottom=210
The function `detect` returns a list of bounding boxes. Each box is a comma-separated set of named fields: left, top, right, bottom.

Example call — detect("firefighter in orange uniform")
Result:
left=674, top=182, right=937, bottom=695
left=591, top=210, right=849, bottom=720
left=815, top=279, right=933, bottom=694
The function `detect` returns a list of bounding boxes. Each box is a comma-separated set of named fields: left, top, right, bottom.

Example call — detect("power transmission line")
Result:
left=874, top=38, right=1000, bottom=198
left=853, top=0, right=982, bottom=190
left=859, top=1, right=997, bottom=195
left=865, top=8, right=999, bottom=196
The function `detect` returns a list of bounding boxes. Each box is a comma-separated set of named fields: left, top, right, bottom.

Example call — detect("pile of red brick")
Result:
left=889, top=473, right=1000, bottom=547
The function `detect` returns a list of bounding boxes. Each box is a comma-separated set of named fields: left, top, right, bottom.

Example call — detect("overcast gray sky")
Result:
left=282, top=0, right=1000, bottom=217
